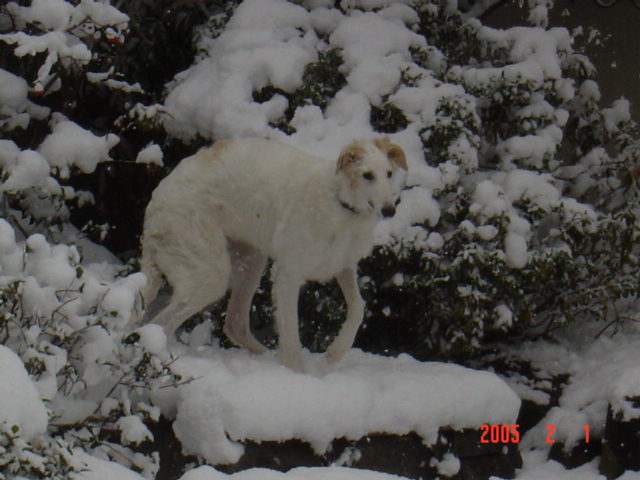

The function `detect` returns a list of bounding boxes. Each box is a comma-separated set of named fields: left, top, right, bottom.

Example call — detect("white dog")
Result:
left=139, top=137, right=407, bottom=372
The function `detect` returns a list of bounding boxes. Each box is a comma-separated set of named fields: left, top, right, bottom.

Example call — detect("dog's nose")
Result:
left=381, top=204, right=396, bottom=218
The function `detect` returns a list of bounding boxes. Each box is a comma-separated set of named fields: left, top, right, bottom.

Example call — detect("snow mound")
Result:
left=0, top=345, right=48, bottom=439
left=159, top=348, right=520, bottom=465
left=0, top=68, right=49, bottom=130
left=164, top=0, right=315, bottom=140
left=38, top=120, right=119, bottom=178
left=179, top=465, right=410, bottom=480
left=511, top=330, right=640, bottom=451
left=135, top=143, right=164, bottom=166
left=71, top=451, right=146, bottom=480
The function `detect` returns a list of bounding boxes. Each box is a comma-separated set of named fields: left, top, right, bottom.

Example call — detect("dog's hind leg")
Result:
left=325, top=266, right=365, bottom=364
left=149, top=297, right=204, bottom=341
left=224, top=240, right=268, bottom=354
left=152, top=269, right=229, bottom=341
left=150, top=224, right=231, bottom=341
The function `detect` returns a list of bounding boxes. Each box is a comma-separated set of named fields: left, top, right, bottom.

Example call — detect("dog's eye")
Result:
left=387, top=171, right=392, bottom=178
left=362, top=171, right=375, bottom=181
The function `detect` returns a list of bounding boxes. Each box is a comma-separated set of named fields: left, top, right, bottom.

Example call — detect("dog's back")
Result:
left=146, top=139, right=370, bottom=276
left=147, top=139, right=326, bottom=226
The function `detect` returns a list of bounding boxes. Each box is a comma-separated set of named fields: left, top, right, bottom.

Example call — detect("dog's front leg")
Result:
left=272, top=270, right=305, bottom=373
left=325, top=266, right=365, bottom=365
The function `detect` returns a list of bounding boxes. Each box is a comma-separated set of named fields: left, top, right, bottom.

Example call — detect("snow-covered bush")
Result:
left=0, top=1, right=203, bottom=477
left=0, top=221, right=182, bottom=477
left=159, top=0, right=640, bottom=358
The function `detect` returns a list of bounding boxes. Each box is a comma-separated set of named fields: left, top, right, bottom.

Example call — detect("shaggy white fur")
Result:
left=139, top=137, right=407, bottom=372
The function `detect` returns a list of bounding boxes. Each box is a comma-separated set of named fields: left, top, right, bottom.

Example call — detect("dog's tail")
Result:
left=140, top=245, right=162, bottom=306
left=135, top=239, right=163, bottom=324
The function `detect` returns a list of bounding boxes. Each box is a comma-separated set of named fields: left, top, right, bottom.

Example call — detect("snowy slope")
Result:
left=178, top=466, right=412, bottom=480
left=143, top=339, right=520, bottom=464
left=501, top=325, right=640, bottom=452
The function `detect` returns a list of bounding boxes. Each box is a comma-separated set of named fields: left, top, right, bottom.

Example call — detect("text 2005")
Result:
left=479, top=424, right=591, bottom=444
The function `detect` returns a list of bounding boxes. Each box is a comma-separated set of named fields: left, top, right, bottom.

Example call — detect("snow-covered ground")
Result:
left=142, top=334, right=520, bottom=464
left=64, top=325, right=640, bottom=480
left=70, top=454, right=640, bottom=480
left=3, top=282, right=640, bottom=480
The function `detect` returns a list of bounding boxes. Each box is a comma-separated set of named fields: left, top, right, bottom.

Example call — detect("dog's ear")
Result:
left=374, top=137, right=408, bottom=171
left=336, top=143, right=364, bottom=174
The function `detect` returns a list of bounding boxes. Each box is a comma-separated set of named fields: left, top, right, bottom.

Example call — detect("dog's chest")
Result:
left=300, top=223, right=372, bottom=280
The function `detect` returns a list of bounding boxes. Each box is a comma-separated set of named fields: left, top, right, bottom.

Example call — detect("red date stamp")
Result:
left=480, top=424, right=521, bottom=443
left=479, top=424, right=591, bottom=444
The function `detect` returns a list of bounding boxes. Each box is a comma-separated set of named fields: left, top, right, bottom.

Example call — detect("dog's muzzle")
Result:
left=381, top=204, right=396, bottom=218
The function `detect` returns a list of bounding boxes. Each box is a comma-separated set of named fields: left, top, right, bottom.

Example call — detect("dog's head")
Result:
left=336, top=137, right=408, bottom=217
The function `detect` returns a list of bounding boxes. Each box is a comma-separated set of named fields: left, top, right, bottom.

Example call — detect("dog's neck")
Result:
left=336, top=185, right=364, bottom=215
left=333, top=174, right=366, bottom=217
left=338, top=198, right=360, bottom=215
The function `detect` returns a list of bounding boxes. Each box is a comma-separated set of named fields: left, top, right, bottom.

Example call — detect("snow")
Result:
left=100, top=272, right=147, bottom=326
left=0, top=149, right=58, bottom=194
left=377, top=187, right=440, bottom=243
left=17, top=0, right=75, bottom=31
left=164, top=0, right=317, bottom=140
left=6, top=0, right=128, bottom=32
left=477, top=224, right=498, bottom=241
left=494, top=304, right=514, bottom=329
left=38, top=120, right=119, bottom=178
left=0, top=67, right=29, bottom=111
left=611, top=367, right=640, bottom=421
left=0, top=68, right=49, bottom=129
left=502, top=327, right=640, bottom=453
left=182, top=466, right=407, bottom=480
left=226, top=0, right=309, bottom=30
left=329, top=11, right=425, bottom=104
left=179, top=466, right=410, bottom=480
left=503, top=170, right=561, bottom=209
left=74, top=0, right=129, bottom=27
left=0, top=31, right=92, bottom=62
left=471, top=179, right=510, bottom=218
left=136, top=324, right=168, bottom=356
left=1, top=0, right=128, bottom=94
left=71, top=451, right=146, bottom=480
left=115, top=415, right=154, bottom=445
left=0, top=345, right=48, bottom=439
left=476, top=26, right=571, bottom=80
left=25, top=234, right=80, bottom=288
left=431, top=453, right=461, bottom=476
left=468, top=168, right=595, bottom=268
left=0, top=218, right=17, bottom=256
left=135, top=143, right=164, bottom=166
left=602, top=98, right=631, bottom=133
left=579, top=79, right=601, bottom=102
left=513, top=451, right=635, bottom=480
left=72, top=450, right=640, bottom=480
left=496, top=131, right=559, bottom=170
left=155, top=347, right=520, bottom=465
